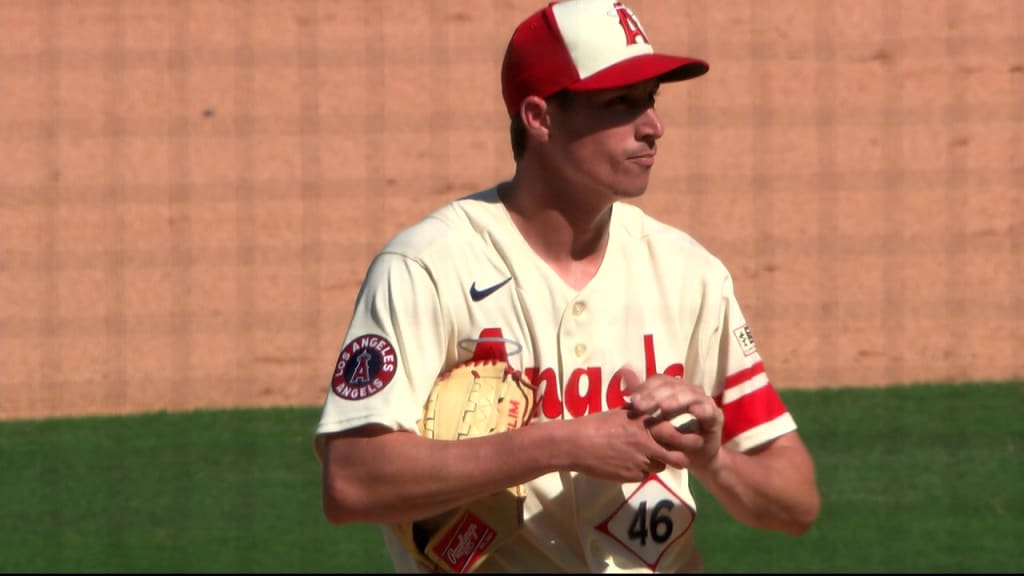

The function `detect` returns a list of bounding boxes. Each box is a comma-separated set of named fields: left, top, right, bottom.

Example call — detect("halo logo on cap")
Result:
left=501, top=0, right=709, bottom=116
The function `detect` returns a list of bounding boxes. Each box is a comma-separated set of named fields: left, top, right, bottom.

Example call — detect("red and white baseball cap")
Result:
left=501, top=0, right=709, bottom=117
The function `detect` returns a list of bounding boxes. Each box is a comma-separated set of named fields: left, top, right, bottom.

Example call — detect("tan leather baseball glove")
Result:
left=396, top=348, right=536, bottom=573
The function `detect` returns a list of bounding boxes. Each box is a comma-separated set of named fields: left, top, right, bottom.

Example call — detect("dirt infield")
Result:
left=1, top=1, right=1021, bottom=421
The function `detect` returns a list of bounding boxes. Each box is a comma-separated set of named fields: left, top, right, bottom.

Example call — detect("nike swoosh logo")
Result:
left=469, top=277, right=513, bottom=302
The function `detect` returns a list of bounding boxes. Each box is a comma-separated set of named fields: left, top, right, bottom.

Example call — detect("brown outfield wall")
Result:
left=1, top=1, right=1021, bottom=420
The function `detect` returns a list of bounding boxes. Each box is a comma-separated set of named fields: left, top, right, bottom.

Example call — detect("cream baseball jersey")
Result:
left=315, top=187, right=796, bottom=573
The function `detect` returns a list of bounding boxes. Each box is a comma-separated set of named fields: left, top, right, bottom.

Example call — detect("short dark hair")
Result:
left=508, top=90, right=573, bottom=162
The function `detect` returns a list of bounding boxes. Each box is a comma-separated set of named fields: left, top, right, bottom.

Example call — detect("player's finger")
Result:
left=688, top=398, right=723, bottom=432
left=618, top=365, right=644, bottom=396
left=630, top=376, right=701, bottom=417
left=624, top=374, right=673, bottom=411
left=648, top=418, right=703, bottom=453
left=650, top=443, right=687, bottom=470
left=646, top=458, right=667, bottom=475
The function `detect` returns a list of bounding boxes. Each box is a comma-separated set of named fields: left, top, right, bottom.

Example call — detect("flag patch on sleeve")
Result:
left=733, top=324, right=757, bottom=356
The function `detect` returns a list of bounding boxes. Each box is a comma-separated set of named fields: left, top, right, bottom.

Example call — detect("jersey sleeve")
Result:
left=704, top=273, right=797, bottom=452
left=314, top=252, right=447, bottom=447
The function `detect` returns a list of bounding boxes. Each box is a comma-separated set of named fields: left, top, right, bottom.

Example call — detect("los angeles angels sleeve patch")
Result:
left=331, top=334, right=398, bottom=400
left=733, top=324, right=757, bottom=356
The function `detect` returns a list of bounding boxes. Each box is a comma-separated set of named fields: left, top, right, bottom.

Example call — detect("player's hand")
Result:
left=563, top=408, right=687, bottom=483
left=621, top=369, right=724, bottom=471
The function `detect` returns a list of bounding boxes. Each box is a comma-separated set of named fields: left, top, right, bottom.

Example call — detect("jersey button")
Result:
left=574, top=343, right=587, bottom=357
left=572, top=302, right=586, bottom=317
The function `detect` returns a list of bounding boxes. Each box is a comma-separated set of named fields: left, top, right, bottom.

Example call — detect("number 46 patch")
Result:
left=595, top=475, right=696, bottom=570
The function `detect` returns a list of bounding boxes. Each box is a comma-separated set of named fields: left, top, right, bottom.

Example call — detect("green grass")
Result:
left=693, top=381, right=1024, bottom=573
left=0, top=408, right=392, bottom=573
left=1, top=381, right=1021, bottom=573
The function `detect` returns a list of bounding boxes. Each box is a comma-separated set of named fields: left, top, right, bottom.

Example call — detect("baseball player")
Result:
left=314, top=0, right=820, bottom=572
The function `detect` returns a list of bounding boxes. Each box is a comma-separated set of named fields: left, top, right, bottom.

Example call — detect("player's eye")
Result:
left=605, top=94, right=631, bottom=107
left=617, top=93, right=657, bottom=110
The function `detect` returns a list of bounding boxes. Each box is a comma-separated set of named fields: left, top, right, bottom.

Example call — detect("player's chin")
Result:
left=613, top=179, right=650, bottom=199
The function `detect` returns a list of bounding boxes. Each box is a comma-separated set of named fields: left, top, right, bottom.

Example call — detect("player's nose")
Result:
left=636, top=107, right=664, bottom=142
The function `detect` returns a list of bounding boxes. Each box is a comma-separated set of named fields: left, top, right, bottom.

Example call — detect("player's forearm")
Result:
left=323, top=423, right=568, bottom=524
left=688, top=438, right=820, bottom=535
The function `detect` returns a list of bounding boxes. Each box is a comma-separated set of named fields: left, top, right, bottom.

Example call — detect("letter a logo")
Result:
left=613, top=2, right=649, bottom=45
left=350, top=350, right=373, bottom=384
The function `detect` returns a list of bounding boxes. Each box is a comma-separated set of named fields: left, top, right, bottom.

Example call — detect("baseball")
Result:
left=671, top=412, right=701, bottom=433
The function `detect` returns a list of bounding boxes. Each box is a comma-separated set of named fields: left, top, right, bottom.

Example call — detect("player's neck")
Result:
left=498, top=179, right=612, bottom=290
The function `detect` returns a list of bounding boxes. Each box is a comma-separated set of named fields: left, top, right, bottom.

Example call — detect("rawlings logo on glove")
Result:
left=397, top=329, right=536, bottom=573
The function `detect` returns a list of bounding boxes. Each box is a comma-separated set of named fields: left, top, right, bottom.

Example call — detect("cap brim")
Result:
left=569, top=54, right=709, bottom=92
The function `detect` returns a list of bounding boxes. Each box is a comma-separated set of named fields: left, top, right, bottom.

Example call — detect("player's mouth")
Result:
left=628, top=152, right=656, bottom=167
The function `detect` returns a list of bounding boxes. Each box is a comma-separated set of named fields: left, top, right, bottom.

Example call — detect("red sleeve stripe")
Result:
left=724, top=360, right=766, bottom=390
left=720, top=383, right=788, bottom=445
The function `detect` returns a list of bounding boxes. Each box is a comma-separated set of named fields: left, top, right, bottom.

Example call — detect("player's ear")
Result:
left=519, top=95, right=551, bottom=144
